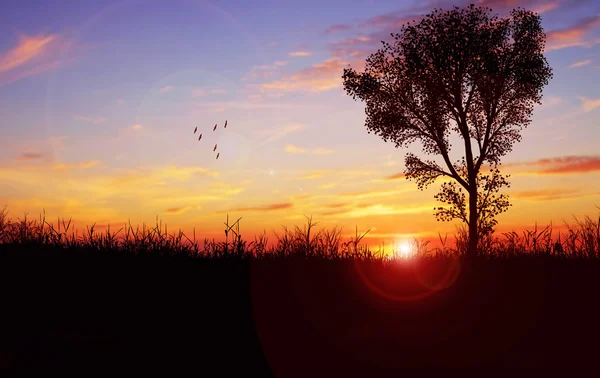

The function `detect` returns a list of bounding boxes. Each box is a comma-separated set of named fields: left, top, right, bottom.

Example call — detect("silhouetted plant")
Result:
left=342, top=4, right=553, bottom=257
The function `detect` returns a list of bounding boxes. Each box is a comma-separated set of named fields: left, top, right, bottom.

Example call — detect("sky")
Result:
left=1, top=0, right=600, bottom=252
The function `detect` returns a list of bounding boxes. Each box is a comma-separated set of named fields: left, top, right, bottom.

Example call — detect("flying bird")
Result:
left=213, top=124, right=217, bottom=132
left=213, top=144, right=217, bottom=151
left=194, top=126, right=197, bottom=134
left=216, top=153, right=220, bottom=160
left=198, top=133, right=202, bottom=141
left=224, top=120, right=227, bottom=129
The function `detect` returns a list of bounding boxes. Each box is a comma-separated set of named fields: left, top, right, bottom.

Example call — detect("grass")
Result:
left=2, top=205, right=600, bottom=374
left=1, top=204, right=599, bottom=259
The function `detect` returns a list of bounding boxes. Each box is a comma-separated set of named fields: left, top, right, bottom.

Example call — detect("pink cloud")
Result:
left=0, top=33, right=72, bottom=86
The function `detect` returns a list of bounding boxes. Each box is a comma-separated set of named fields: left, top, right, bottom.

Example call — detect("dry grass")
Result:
left=0, top=204, right=599, bottom=260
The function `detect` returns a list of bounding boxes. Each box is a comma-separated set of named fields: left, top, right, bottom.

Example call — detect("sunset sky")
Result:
left=1, top=0, right=600, bottom=251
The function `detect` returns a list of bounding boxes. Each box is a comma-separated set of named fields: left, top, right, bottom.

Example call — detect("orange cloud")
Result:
left=220, top=202, right=293, bottom=213
left=52, top=160, right=100, bottom=172
left=284, top=144, right=306, bottom=154
left=578, top=96, right=600, bottom=112
left=284, top=145, right=335, bottom=155
left=288, top=51, right=312, bottom=57
left=165, top=206, right=193, bottom=215
left=507, top=156, right=600, bottom=175
left=383, top=172, right=406, bottom=181
left=510, top=189, right=582, bottom=201
left=262, top=57, right=360, bottom=93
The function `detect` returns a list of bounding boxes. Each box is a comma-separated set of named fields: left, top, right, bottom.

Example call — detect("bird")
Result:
left=213, top=144, right=217, bottom=151
left=213, top=124, right=217, bottom=132
left=224, top=120, right=227, bottom=129
left=216, top=153, right=220, bottom=160
left=198, top=133, right=202, bottom=141
left=194, top=127, right=197, bottom=134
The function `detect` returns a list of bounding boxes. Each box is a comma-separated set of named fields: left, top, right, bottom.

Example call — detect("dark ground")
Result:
left=1, top=249, right=599, bottom=376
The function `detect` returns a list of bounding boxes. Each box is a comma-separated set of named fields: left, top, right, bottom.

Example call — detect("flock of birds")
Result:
left=194, top=119, right=227, bottom=159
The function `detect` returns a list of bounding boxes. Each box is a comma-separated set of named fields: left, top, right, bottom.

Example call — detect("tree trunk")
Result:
left=468, top=187, right=479, bottom=258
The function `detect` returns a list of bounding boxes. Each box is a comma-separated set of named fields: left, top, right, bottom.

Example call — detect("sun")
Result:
left=397, top=240, right=414, bottom=258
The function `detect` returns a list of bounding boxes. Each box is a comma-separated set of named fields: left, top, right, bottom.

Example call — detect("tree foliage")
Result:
left=342, top=4, right=553, bottom=255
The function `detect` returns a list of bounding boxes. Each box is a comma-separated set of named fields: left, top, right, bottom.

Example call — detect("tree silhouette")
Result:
left=342, top=4, right=553, bottom=257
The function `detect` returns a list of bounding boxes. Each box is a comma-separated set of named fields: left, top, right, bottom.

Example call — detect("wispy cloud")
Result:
left=324, top=24, right=353, bottom=34
left=262, top=57, right=360, bottom=93
left=506, top=155, right=600, bottom=175
left=284, top=144, right=306, bottom=153
left=320, top=203, right=433, bottom=218
left=258, top=123, right=305, bottom=145
left=578, top=96, right=600, bottom=112
left=0, top=34, right=56, bottom=72
left=0, top=33, right=72, bottom=85
left=546, top=14, right=600, bottom=51
left=52, top=160, right=100, bottom=172
left=219, top=202, right=293, bottom=214
left=510, top=189, right=583, bottom=201
left=284, top=144, right=335, bottom=155
left=73, top=114, right=107, bottom=125
left=243, top=60, right=288, bottom=81
left=192, top=88, right=229, bottom=97
left=288, top=51, right=312, bottom=57
left=159, top=85, right=173, bottom=93
left=17, top=152, right=45, bottom=161
left=569, top=59, right=592, bottom=68
left=165, top=206, right=194, bottom=215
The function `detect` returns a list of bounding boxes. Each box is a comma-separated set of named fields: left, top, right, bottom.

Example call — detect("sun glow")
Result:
left=396, top=240, right=414, bottom=259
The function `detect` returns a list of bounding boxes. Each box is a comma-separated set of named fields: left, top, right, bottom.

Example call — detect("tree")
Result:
left=342, top=4, right=553, bottom=257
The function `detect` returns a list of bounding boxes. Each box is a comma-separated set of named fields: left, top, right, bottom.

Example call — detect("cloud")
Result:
left=320, top=203, right=433, bottom=218
left=52, top=160, right=100, bottom=172
left=0, top=33, right=73, bottom=86
left=325, top=24, right=353, bottom=34
left=383, top=172, right=406, bottom=181
left=131, top=123, right=143, bottom=130
left=192, top=88, right=207, bottom=97
left=0, top=34, right=56, bottom=72
left=578, top=96, right=600, bottom=112
left=506, top=155, right=600, bottom=175
left=509, top=189, right=583, bottom=201
left=159, top=85, right=173, bottom=93
left=165, top=206, right=193, bottom=215
left=258, top=123, right=305, bottom=145
left=243, top=61, right=288, bottom=81
left=340, top=187, right=412, bottom=199
left=17, top=152, right=44, bottom=161
left=297, top=169, right=373, bottom=180
left=73, top=114, right=107, bottom=125
left=569, top=59, right=592, bottom=68
left=546, top=14, right=600, bottom=51
left=219, top=202, right=293, bottom=213
left=539, top=96, right=564, bottom=108
left=191, top=87, right=229, bottom=97
left=262, top=57, right=358, bottom=93
left=284, top=144, right=335, bottom=155
left=284, top=144, right=306, bottom=154
left=288, top=51, right=312, bottom=57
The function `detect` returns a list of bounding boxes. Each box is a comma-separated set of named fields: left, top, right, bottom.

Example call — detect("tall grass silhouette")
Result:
left=1, top=204, right=599, bottom=259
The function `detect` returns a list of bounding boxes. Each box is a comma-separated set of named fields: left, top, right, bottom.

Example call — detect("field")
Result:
left=1, top=207, right=600, bottom=376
